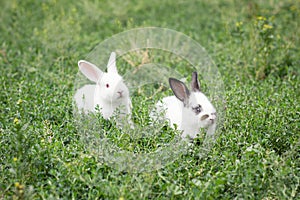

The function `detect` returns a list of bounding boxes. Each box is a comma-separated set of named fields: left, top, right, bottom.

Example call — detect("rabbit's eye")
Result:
left=106, top=84, right=110, bottom=88
left=192, top=104, right=202, bottom=115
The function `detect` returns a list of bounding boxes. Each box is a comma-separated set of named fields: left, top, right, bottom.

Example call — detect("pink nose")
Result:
left=117, top=91, right=123, bottom=97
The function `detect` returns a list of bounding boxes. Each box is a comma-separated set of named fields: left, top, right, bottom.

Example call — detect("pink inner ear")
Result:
left=79, top=61, right=101, bottom=83
left=169, top=78, right=190, bottom=104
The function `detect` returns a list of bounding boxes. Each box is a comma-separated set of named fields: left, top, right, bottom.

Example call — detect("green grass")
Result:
left=1, top=0, right=299, bottom=199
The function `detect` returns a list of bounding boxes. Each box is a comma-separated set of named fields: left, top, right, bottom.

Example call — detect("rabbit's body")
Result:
left=153, top=72, right=217, bottom=139
left=74, top=84, right=96, bottom=113
left=74, top=52, right=132, bottom=121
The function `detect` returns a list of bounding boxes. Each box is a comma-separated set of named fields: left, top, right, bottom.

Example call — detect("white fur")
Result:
left=74, top=52, right=132, bottom=121
left=153, top=72, right=217, bottom=139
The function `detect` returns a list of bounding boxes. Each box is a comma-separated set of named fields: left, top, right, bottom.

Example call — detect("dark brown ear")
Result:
left=169, top=78, right=190, bottom=106
left=191, top=71, right=200, bottom=92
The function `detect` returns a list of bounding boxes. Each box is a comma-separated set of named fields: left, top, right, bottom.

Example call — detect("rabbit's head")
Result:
left=97, top=73, right=129, bottom=103
left=78, top=52, right=129, bottom=107
left=169, top=72, right=217, bottom=129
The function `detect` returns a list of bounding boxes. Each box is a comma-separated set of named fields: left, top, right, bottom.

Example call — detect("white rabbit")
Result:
left=74, top=52, right=132, bottom=121
left=153, top=72, right=217, bottom=139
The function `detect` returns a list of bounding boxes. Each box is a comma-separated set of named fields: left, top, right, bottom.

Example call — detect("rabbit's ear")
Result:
left=107, top=52, right=118, bottom=74
left=78, top=60, right=103, bottom=83
left=191, top=71, right=201, bottom=92
left=169, top=78, right=190, bottom=106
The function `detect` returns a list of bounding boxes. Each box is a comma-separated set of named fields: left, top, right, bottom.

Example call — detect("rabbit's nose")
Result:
left=117, top=91, right=123, bottom=97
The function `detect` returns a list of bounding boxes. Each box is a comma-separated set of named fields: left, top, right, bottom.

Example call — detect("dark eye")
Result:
left=106, top=84, right=109, bottom=88
left=192, top=104, right=202, bottom=114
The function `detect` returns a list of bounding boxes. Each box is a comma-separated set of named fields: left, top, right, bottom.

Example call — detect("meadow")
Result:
left=0, top=0, right=299, bottom=199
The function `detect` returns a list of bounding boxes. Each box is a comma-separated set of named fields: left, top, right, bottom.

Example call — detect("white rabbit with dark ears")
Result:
left=74, top=52, right=132, bottom=123
left=154, top=72, right=217, bottom=139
